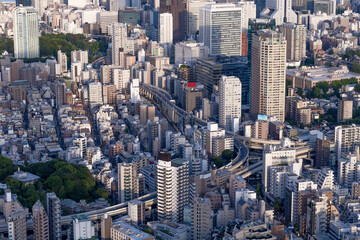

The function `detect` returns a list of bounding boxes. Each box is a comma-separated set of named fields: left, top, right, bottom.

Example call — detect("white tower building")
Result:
left=159, top=13, right=173, bottom=44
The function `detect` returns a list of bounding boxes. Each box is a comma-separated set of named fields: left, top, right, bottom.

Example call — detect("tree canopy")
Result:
left=1, top=157, right=109, bottom=209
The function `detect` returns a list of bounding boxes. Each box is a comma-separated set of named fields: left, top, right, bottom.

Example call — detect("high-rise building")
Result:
left=186, top=0, right=216, bottom=39
left=219, top=76, right=242, bottom=131
left=192, top=197, right=213, bottom=240
left=315, top=137, right=331, bottom=168
left=72, top=215, right=95, bottom=240
left=88, top=82, right=103, bottom=105
left=338, top=154, right=360, bottom=188
left=335, top=125, right=360, bottom=160
left=279, top=23, right=306, bottom=61
left=157, top=152, right=189, bottom=223
left=337, top=98, right=353, bottom=122
left=112, top=68, right=130, bottom=92
left=16, top=0, right=31, bottom=6
left=99, top=11, right=118, bottom=34
left=237, top=1, right=256, bottom=35
left=130, top=78, right=140, bottom=103
left=160, top=0, right=186, bottom=42
left=117, top=162, right=133, bottom=203
left=306, top=194, right=330, bottom=235
left=199, top=4, right=242, bottom=56
left=57, top=50, right=67, bottom=74
left=71, top=50, right=88, bottom=65
left=250, top=30, right=286, bottom=123
left=260, top=0, right=297, bottom=25
left=13, top=6, right=40, bottom=59
left=174, top=42, right=209, bottom=65
left=8, top=210, right=27, bottom=240
left=100, top=214, right=112, bottom=240
left=46, top=192, right=61, bottom=240
left=31, top=0, right=47, bottom=18
left=128, top=200, right=145, bottom=224
left=110, top=23, right=128, bottom=66
left=32, top=200, right=49, bottom=240
left=159, top=13, right=173, bottom=44
left=55, top=82, right=66, bottom=108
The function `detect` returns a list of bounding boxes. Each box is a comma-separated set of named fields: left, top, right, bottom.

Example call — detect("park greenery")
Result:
left=0, top=33, right=107, bottom=63
left=212, top=150, right=236, bottom=168
left=0, top=157, right=109, bottom=210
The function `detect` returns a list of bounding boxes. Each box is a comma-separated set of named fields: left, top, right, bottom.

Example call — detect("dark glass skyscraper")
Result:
left=16, top=0, right=32, bottom=6
left=160, top=0, right=186, bottom=42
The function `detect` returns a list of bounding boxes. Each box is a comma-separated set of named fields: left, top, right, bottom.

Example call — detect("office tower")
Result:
left=99, top=11, right=118, bottom=34
left=46, top=192, right=61, bottom=240
left=192, top=197, right=213, bottom=240
left=112, top=68, right=130, bottom=92
left=195, top=57, right=248, bottom=103
left=337, top=98, right=353, bottom=122
left=88, top=82, right=103, bottom=105
left=279, top=23, right=306, bottom=61
left=315, top=137, right=330, bottom=168
left=338, top=154, right=360, bottom=188
left=108, top=0, right=129, bottom=11
left=187, top=0, right=216, bottom=39
left=130, top=79, right=140, bottom=103
left=8, top=210, right=27, bottom=240
left=199, top=4, right=242, bottom=56
left=57, top=50, right=67, bottom=73
left=160, top=0, right=186, bottom=42
left=128, top=200, right=145, bottom=224
left=159, top=13, right=173, bottom=44
left=260, top=0, right=297, bottom=25
left=237, top=1, right=256, bottom=35
left=13, top=6, right=39, bottom=59
left=219, top=76, right=242, bottom=131
left=31, top=0, right=47, bottom=18
left=55, top=82, right=66, bottom=108
left=250, top=30, right=286, bottom=123
left=32, top=200, right=49, bottom=240
left=72, top=215, right=95, bottom=240
left=100, top=214, right=112, bottom=240
left=174, top=42, right=209, bottom=65
left=335, top=125, right=360, bottom=160
left=254, top=0, right=266, bottom=17
left=110, top=23, right=128, bottom=66
left=157, top=152, right=189, bottom=223
left=181, top=85, right=207, bottom=113
left=71, top=50, right=89, bottom=65
left=16, top=0, right=31, bottom=6
left=118, top=8, right=141, bottom=26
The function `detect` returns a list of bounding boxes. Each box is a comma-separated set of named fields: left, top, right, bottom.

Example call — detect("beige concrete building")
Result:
left=32, top=200, right=49, bottom=240
left=338, top=98, right=353, bottom=122
left=279, top=23, right=306, bottom=61
left=192, top=197, right=213, bottom=240
left=250, top=30, right=286, bottom=123
left=8, top=210, right=27, bottom=240
left=111, top=221, right=154, bottom=240
left=100, top=214, right=112, bottom=240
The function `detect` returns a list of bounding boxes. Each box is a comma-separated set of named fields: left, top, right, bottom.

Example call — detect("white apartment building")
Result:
left=72, top=215, right=95, bottom=240
left=110, top=23, right=128, bottom=66
left=174, top=42, right=209, bottom=65
left=157, top=153, right=189, bottom=223
left=335, top=125, right=360, bottom=160
left=159, top=13, right=173, bottom=44
left=219, top=76, right=242, bottom=131
left=88, top=82, right=103, bottom=105
left=112, top=68, right=130, bottom=92
left=338, top=154, right=360, bottom=188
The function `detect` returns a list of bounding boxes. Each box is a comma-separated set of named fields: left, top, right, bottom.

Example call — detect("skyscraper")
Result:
left=157, top=152, right=189, bottom=223
left=335, top=125, right=360, bottom=160
left=57, top=50, right=67, bottom=74
left=279, top=23, right=307, bottom=61
left=199, top=4, right=242, bottom=56
left=117, top=162, right=133, bottom=203
left=8, top=210, right=27, bottom=240
left=55, top=82, right=66, bottom=108
left=260, top=0, right=297, bottom=25
left=250, top=30, right=286, bottom=123
left=160, top=0, right=186, bottom=42
left=159, top=13, right=173, bottom=44
left=16, top=0, right=31, bottom=6
left=88, top=82, right=103, bottom=105
left=219, top=76, right=242, bottom=132
left=47, top=192, right=61, bottom=240
left=109, top=23, right=128, bottom=66
left=32, top=200, right=49, bottom=240
left=13, top=6, right=40, bottom=59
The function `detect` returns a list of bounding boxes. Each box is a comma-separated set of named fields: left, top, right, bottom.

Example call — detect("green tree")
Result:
left=222, top=150, right=235, bottom=161
left=274, top=197, right=282, bottom=213
left=316, top=82, right=330, bottom=94
left=312, top=87, right=321, bottom=98
left=212, top=156, right=223, bottom=168
left=353, top=62, right=360, bottom=74
left=297, top=88, right=304, bottom=97
left=355, top=83, right=360, bottom=93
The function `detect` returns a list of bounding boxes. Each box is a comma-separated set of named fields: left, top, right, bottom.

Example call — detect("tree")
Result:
left=312, top=87, right=321, bottom=98
left=316, top=82, right=330, bottom=95
left=212, top=156, right=223, bottom=168
left=297, top=88, right=304, bottom=97
left=355, top=83, right=360, bottom=93
left=274, top=197, right=282, bottom=213
left=256, top=183, right=262, bottom=199
left=353, top=62, right=360, bottom=74
left=222, top=150, right=235, bottom=161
